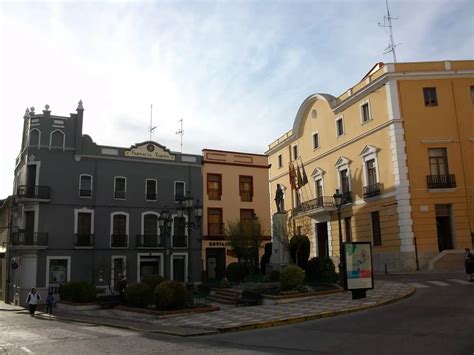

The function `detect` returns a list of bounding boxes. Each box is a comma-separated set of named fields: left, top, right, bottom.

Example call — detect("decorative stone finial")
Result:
left=77, top=100, right=84, bottom=110
left=24, top=108, right=30, bottom=118
left=29, top=107, right=35, bottom=116
left=45, top=104, right=50, bottom=111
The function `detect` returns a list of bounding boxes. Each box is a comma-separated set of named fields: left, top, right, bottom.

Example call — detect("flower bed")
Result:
left=116, top=304, right=219, bottom=318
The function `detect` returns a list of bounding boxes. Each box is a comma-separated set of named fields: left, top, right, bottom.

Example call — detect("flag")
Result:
left=296, top=164, right=304, bottom=189
left=289, top=163, right=297, bottom=190
left=301, top=163, right=309, bottom=186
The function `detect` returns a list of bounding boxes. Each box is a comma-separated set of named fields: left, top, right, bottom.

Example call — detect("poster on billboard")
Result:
left=344, top=242, right=373, bottom=290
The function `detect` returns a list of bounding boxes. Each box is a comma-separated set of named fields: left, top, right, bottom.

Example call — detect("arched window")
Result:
left=110, top=212, right=129, bottom=248
left=50, top=130, right=65, bottom=150
left=29, top=129, right=41, bottom=147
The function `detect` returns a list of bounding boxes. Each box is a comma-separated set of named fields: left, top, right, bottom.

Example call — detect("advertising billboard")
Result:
left=344, top=242, right=374, bottom=290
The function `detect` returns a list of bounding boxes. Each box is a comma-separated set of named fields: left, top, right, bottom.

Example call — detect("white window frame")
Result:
left=335, top=116, right=345, bottom=137
left=74, top=207, right=94, bottom=234
left=174, top=181, right=186, bottom=202
left=110, top=212, right=129, bottom=248
left=170, top=252, right=188, bottom=282
left=46, top=256, right=71, bottom=289
left=335, top=156, right=352, bottom=192
left=291, top=144, right=298, bottom=161
left=141, top=211, right=161, bottom=236
left=145, top=179, right=158, bottom=201
left=111, top=255, right=126, bottom=287
left=171, top=213, right=188, bottom=248
left=137, top=253, right=164, bottom=282
left=29, top=128, right=41, bottom=148
left=114, top=176, right=127, bottom=200
left=26, top=161, right=41, bottom=187
left=23, top=205, right=39, bottom=232
left=277, top=154, right=283, bottom=168
left=312, top=131, right=320, bottom=150
left=360, top=145, right=380, bottom=187
left=360, top=100, right=372, bottom=124
left=49, top=129, right=65, bottom=151
left=79, top=174, right=93, bottom=198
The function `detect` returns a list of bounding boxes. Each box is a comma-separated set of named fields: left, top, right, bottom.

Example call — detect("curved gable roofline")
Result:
left=292, top=93, right=337, bottom=138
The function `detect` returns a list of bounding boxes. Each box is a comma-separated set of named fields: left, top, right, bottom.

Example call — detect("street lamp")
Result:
left=158, top=209, right=173, bottom=281
left=177, top=194, right=202, bottom=286
left=333, top=189, right=346, bottom=290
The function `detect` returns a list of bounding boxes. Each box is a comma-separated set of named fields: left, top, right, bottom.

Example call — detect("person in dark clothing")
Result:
left=465, top=248, right=474, bottom=282
left=46, top=292, right=55, bottom=315
left=26, top=288, right=41, bottom=316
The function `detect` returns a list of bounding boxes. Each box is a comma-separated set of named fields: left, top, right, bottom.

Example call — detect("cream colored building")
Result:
left=266, top=60, right=474, bottom=272
left=201, top=149, right=271, bottom=280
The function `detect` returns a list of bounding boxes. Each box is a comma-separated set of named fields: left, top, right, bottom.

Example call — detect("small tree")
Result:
left=224, top=218, right=264, bottom=273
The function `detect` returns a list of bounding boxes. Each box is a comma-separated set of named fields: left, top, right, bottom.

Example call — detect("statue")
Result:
left=274, top=184, right=284, bottom=213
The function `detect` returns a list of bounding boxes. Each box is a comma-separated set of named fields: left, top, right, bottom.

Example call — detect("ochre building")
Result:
left=202, top=149, right=271, bottom=280
left=266, top=60, right=474, bottom=272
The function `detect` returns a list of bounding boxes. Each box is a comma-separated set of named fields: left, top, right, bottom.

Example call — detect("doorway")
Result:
left=206, top=248, right=226, bottom=280
left=435, top=204, right=454, bottom=252
left=316, top=222, right=329, bottom=258
left=138, top=255, right=162, bottom=282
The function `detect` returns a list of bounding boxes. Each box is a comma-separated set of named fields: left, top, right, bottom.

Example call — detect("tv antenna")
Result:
left=148, top=104, right=156, bottom=141
left=176, top=119, right=184, bottom=152
left=378, top=0, right=399, bottom=63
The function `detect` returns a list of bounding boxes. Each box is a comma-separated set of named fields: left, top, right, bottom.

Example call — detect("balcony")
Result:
left=145, top=193, right=157, bottom=201
left=111, top=234, right=128, bottom=248
left=74, top=233, right=94, bottom=248
left=11, top=230, right=48, bottom=248
left=172, top=235, right=188, bottom=248
left=363, top=183, right=382, bottom=199
left=293, top=196, right=335, bottom=216
left=16, top=185, right=51, bottom=201
left=427, top=175, right=456, bottom=189
left=136, top=234, right=164, bottom=248
left=341, top=191, right=353, bottom=204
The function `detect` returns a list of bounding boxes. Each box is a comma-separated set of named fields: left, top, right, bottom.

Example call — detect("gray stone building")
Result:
left=9, top=102, right=203, bottom=305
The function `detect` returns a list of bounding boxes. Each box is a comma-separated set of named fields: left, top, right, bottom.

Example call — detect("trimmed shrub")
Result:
left=267, top=270, right=280, bottom=282
left=155, top=280, right=188, bottom=310
left=124, top=282, right=152, bottom=307
left=143, top=274, right=166, bottom=291
left=280, top=265, right=305, bottom=291
left=225, top=262, right=249, bottom=283
left=60, top=282, right=97, bottom=303
left=305, top=257, right=338, bottom=283
left=290, top=235, right=311, bottom=270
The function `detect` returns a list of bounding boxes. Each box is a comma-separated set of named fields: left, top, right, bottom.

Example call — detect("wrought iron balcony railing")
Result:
left=16, top=185, right=51, bottom=200
left=114, top=190, right=126, bottom=199
left=363, top=183, right=382, bottom=199
left=79, top=189, right=92, bottom=197
left=294, top=196, right=335, bottom=214
left=111, top=234, right=128, bottom=247
left=74, top=233, right=94, bottom=247
left=136, top=234, right=164, bottom=248
left=426, top=175, right=456, bottom=189
left=172, top=235, right=188, bottom=248
left=145, top=193, right=157, bottom=200
left=342, top=191, right=353, bottom=204
left=11, top=230, right=48, bottom=247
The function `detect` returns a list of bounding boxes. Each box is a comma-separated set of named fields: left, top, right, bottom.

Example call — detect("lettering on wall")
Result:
left=124, top=143, right=176, bottom=161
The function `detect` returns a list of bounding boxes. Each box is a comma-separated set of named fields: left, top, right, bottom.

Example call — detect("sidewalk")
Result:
left=48, top=280, right=414, bottom=336
left=0, top=301, right=24, bottom=312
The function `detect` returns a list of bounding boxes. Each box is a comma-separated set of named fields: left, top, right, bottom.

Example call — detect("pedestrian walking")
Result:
left=465, top=248, right=474, bottom=282
left=46, top=292, right=55, bottom=316
left=26, top=288, right=41, bottom=317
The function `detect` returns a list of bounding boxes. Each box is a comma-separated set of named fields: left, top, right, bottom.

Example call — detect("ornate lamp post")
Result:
left=158, top=209, right=173, bottom=279
left=333, top=189, right=346, bottom=289
left=177, top=194, right=202, bottom=286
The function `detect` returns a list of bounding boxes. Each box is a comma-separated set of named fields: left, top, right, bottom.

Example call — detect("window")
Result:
left=143, top=214, right=159, bottom=236
left=366, top=159, right=377, bottom=186
left=114, top=177, right=126, bottom=199
left=207, top=174, right=222, bottom=200
left=76, top=212, right=92, bottom=246
left=79, top=175, right=92, bottom=197
left=344, top=217, right=351, bottom=242
left=174, top=181, right=185, bottom=202
left=470, top=86, right=474, bottom=104
left=278, top=154, right=283, bottom=168
left=208, top=208, right=223, bottom=236
left=340, top=169, right=350, bottom=194
left=292, top=145, right=298, bottom=160
left=423, top=87, right=437, bottom=106
left=172, top=216, right=187, bottom=248
left=361, top=102, right=371, bottom=123
left=50, top=129, right=65, bottom=149
left=139, top=212, right=160, bottom=248
left=315, top=179, right=323, bottom=199
left=239, top=176, right=253, bottom=202
left=240, top=209, right=254, bottom=227
left=428, top=148, right=448, bottom=176
left=312, top=132, right=320, bottom=149
left=336, top=117, right=344, bottom=136
left=29, top=129, right=40, bottom=147
left=111, top=213, right=128, bottom=248
left=145, top=179, right=157, bottom=201
left=371, top=211, right=382, bottom=246
left=171, top=254, right=187, bottom=282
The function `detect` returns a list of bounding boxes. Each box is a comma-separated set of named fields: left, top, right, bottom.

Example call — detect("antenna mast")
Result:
left=148, top=104, right=156, bottom=141
left=378, top=0, right=399, bottom=63
left=176, top=119, right=184, bottom=153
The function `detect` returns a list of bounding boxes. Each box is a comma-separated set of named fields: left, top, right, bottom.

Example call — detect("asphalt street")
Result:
left=0, top=271, right=472, bottom=355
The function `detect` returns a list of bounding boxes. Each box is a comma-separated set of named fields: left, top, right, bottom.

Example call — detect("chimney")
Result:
left=74, top=100, right=84, bottom=156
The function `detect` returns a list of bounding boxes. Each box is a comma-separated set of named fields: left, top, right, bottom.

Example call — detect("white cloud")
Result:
left=1, top=0, right=473, bottom=197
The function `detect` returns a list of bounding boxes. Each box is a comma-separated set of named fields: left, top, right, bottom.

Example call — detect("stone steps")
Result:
left=207, top=288, right=242, bottom=305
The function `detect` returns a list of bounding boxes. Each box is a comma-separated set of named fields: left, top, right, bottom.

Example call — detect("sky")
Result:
left=1, top=0, right=473, bottom=198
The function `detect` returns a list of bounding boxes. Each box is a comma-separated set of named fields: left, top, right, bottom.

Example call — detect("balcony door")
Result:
left=429, top=148, right=448, bottom=176
left=24, top=211, right=35, bottom=244
left=27, top=164, right=37, bottom=196
left=316, top=222, right=329, bottom=258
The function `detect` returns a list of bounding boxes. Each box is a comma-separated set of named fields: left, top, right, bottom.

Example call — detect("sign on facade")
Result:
left=124, top=143, right=176, bottom=161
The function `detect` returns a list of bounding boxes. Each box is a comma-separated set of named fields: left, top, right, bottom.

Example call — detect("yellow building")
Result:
left=266, top=60, right=474, bottom=272
left=202, top=149, right=271, bottom=280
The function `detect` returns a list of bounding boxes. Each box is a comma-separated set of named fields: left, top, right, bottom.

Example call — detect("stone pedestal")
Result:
left=269, top=213, right=290, bottom=270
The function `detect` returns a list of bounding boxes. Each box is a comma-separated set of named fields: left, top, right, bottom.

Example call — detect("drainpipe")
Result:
left=414, top=236, right=419, bottom=271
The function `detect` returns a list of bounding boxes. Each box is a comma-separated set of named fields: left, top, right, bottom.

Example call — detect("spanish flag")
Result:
left=289, top=163, right=297, bottom=190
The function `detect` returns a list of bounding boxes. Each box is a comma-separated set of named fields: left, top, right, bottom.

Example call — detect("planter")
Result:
left=261, top=288, right=343, bottom=305
left=57, top=302, right=100, bottom=311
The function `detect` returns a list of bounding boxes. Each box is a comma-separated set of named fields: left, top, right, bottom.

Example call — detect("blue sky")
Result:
left=1, top=0, right=473, bottom=197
